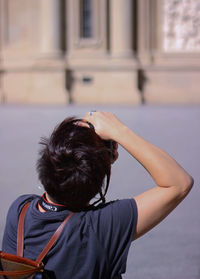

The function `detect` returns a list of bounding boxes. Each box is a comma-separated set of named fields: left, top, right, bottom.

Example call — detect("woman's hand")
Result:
left=82, top=111, right=121, bottom=164
left=82, top=111, right=125, bottom=141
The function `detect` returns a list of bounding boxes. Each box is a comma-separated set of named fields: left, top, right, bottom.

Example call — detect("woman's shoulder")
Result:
left=8, top=194, right=40, bottom=217
left=86, top=198, right=137, bottom=227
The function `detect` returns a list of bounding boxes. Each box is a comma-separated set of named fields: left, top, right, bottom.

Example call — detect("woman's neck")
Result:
left=37, top=193, right=61, bottom=213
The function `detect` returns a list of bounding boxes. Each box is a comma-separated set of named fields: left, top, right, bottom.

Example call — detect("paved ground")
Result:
left=0, top=104, right=200, bottom=279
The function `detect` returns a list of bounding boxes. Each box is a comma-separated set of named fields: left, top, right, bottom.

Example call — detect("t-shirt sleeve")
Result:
left=92, top=198, right=138, bottom=276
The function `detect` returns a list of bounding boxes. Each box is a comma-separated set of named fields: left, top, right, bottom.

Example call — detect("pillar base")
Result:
left=145, top=69, right=200, bottom=104
left=2, top=70, right=68, bottom=104
left=72, top=70, right=140, bottom=104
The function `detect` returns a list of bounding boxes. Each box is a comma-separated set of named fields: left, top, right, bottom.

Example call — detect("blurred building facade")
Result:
left=0, top=0, right=200, bottom=105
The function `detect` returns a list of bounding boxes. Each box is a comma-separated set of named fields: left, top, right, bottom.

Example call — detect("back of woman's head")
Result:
left=37, top=117, right=111, bottom=211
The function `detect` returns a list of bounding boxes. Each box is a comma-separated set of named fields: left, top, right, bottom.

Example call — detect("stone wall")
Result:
left=0, top=0, right=200, bottom=105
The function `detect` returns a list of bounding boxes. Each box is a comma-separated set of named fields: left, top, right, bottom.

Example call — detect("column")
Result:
left=39, top=0, right=62, bottom=58
left=110, top=0, right=133, bottom=58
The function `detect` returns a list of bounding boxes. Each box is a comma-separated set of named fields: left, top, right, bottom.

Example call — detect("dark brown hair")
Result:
left=37, top=117, right=111, bottom=211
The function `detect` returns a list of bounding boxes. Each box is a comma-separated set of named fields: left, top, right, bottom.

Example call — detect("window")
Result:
left=80, top=0, right=93, bottom=39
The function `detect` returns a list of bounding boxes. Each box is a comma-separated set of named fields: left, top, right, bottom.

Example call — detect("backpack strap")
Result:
left=17, top=201, right=74, bottom=263
left=17, top=202, right=31, bottom=257
left=36, top=212, right=74, bottom=264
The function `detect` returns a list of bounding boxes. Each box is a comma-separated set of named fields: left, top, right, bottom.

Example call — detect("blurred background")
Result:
left=0, top=0, right=200, bottom=278
left=1, top=0, right=200, bottom=105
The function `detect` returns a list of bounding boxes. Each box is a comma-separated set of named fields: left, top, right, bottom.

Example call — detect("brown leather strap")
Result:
left=36, top=212, right=74, bottom=264
left=0, top=266, right=42, bottom=276
left=17, top=202, right=31, bottom=257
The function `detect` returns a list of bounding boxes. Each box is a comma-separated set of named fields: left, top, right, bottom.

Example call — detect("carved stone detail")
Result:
left=163, top=0, right=200, bottom=52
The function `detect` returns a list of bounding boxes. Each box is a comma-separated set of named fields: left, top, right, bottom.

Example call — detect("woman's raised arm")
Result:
left=83, top=111, right=194, bottom=240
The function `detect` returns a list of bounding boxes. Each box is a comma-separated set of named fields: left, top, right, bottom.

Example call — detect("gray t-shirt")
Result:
left=2, top=194, right=137, bottom=279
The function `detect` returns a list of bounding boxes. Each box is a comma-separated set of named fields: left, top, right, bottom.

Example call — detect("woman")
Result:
left=2, top=111, right=193, bottom=279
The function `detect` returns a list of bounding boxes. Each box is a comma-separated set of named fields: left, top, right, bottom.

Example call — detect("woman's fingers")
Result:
left=76, top=119, right=90, bottom=128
